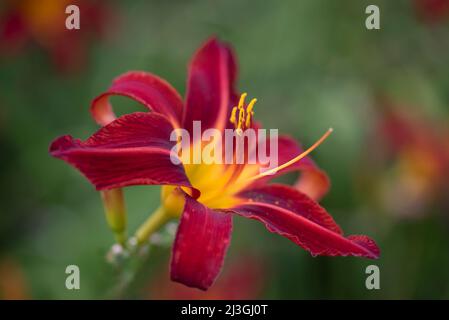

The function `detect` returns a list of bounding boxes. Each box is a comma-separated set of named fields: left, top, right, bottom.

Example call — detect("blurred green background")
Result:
left=1, top=0, right=449, bottom=299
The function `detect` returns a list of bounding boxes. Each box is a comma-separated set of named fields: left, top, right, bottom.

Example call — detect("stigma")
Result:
left=230, top=92, right=257, bottom=135
left=247, top=128, right=334, bottom=182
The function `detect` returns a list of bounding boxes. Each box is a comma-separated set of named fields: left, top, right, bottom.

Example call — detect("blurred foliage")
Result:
left=0, top=0, right=449, bottom=299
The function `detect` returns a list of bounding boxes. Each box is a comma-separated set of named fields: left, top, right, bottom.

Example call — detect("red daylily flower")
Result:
left=0, top=0, right=113, bottom=73
left=50, top=37, right=380, bottom=290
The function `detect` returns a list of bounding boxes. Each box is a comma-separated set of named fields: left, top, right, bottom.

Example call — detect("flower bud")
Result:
left=161, top=186, right=185, bottom=218
left=101, top=188, right=127, bottom=245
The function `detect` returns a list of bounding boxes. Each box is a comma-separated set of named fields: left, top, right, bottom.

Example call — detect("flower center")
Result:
left=161, top=92, right=334, bottom=213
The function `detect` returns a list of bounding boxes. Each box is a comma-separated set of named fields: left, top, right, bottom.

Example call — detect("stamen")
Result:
left=245, top=98, right=257, bottom=128
left=246, top=98, right=257, bottom=113
left=230, top=92, right=258, bottom=136
left=245, top=116, right=251, bottom=129
left=247, top=128, right=334, bottom=181
left=237, top=108, right=245, bottom=134
left=238, top=92, right=247, bottom=109
left=230, top=106, right=238, bottom=125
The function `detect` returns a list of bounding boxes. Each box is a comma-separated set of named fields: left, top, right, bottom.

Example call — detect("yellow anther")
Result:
left=230, top=93, right=258, bottom=132
left=246, top=98, right=257, bottom=114
left=245, top=98, right=257, bottom=128
left=238, top=92, right=247, bottom=109
left=229, top=106, right=238, bottom=125
left=245, top=113, right=252, bottom=128
left=237, top=108, right=245, bottom=129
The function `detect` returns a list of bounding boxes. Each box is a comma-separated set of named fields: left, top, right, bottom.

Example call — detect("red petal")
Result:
left=232, top=184, right=380, bottom=259
left=170, top=194, right=233, bottom=290
left=254, top=135, right=330, bottom=201
left=50, top=112, right=198, bottom=196
left=91, top=71, right=183, bottom=126
left=183, top=37, right=237, bottom=135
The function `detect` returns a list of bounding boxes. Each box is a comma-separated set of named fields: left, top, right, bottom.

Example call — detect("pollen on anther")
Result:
left=245, top=98, right=257, bottom=128
left=230, top=92, right=258, bottom=131
left=230, top=107, right=238, bottom=125
left=238, top=92, right=247, bottom=109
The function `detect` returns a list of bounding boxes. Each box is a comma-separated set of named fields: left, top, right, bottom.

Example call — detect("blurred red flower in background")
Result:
left=0, top=0, right=114, bottom=73
left=0, top=256, right=29, bottom=300
left=363, top=101, right=449, bottom=219
left=415, top=0, right=449, bottom=23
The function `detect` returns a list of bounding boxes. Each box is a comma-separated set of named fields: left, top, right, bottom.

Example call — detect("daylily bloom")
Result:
left=0, top=0, right=113, bottom=73
left=49, top=37, right=380, bottom=290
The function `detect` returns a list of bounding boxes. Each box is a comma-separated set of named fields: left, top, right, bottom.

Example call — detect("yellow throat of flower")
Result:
left=162, top=92, right=333, bottom=214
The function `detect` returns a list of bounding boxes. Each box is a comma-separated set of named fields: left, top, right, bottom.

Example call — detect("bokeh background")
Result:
left=1, top=0, right=449, bottom=299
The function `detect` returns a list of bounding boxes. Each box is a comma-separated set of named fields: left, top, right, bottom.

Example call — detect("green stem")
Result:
left=135, top=206, right=171, bottom=245
left=114, top=232, right=127, bottom=246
